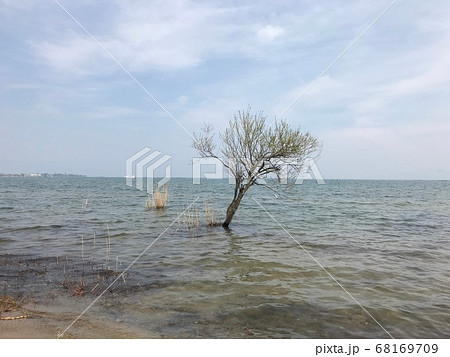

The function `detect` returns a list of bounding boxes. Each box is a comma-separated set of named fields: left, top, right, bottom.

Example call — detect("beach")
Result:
left=1, top=316, right=57, bottom=339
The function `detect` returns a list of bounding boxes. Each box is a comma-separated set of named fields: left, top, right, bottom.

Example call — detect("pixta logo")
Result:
left=126, top=147, right=171, bottom=194
left=192, top=157, right=324, bottom=184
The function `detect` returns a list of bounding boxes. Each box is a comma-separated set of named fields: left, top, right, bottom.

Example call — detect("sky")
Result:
left=1, top=0, right=449, bottom=179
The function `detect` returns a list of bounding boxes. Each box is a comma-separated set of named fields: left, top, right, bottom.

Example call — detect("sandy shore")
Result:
left=0, top=306, right=157, bottom=339
left=0, top=316, right=58, bottom=339
left=0, top=315, right=153, bottom=339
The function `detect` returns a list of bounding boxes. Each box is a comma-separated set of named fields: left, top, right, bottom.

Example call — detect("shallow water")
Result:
left=1, top=177, right=449, bottom=338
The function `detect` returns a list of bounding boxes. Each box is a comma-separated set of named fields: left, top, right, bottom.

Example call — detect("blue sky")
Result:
left=1, top=0, right=449, bottom=179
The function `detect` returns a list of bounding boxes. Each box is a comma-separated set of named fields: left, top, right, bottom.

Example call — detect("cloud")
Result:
left=373, top=52, right=450, bottom=99
left=80, top=105, right=140, bottom=120
left=34, top=35, right=102, bottom=76
left=256, top=25, right=284, bottom=42
left=0, top=0, right=35, bottom=11
left=33, top=1, right=257, bottom=73
left=176, top=95, right=188, bottom=105
left=319, top=119, right=450, bottom=179
left=275, top=12, right=450, bottom=126
left=34, top=1, right=365, bottom=75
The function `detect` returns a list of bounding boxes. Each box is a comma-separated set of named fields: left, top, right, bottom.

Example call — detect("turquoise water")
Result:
left=1, top=178, right=449, bottom=338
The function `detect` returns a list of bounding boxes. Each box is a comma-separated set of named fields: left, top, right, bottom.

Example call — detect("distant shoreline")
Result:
left=0, top=173, right=86, bottom=178
left=1, top=175, right=448, bottom=180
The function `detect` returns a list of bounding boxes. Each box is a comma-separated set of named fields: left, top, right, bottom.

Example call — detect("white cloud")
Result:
left=256, top=25, right=284, bottom=42
left=0, top=0, right=35, bottom=11
left=34, top=35, right=104, bottom=75
left=176, top=95, right=188, bottom=105
left=319, top=120, right=450, bottom=179
left=34, top=1, right=371, bottom=74
left=80, top=106, right=140, bottom=120
left=33, top=0, right=255, bottom=73
left=373, top=52, right=450, bottom=99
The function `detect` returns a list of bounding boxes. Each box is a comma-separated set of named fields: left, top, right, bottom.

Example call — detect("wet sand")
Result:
left=0, top=317, right=58, bottom=338
left=0, top=312, right=155, bottom=339
left=0, top=301, right=158, bottom=339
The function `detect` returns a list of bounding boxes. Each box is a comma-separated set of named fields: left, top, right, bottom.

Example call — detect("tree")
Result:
left=193, top=107, right=319, bottom=228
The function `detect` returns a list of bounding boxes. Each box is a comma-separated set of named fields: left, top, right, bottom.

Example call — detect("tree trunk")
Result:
left=222, top=187, right=247, bottom=228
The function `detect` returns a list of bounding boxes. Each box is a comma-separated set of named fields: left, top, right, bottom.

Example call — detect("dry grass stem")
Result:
left=146, top=184, right=168, bottom=210
left=181, top=204, right=200, bottom=232
left=0, top=295, right=27, bottom=320
left=204, top=200, right=220, bottom=226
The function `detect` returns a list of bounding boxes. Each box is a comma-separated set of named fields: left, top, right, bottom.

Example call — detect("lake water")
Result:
left=0, top=177, right=449, bottom=338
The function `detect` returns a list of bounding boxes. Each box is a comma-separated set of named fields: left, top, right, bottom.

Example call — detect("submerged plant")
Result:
left=146, top=184, right=169, bottom=210
left=176, top=203, right=200, bottom=234
left=204, top=199, right=220, bottom=226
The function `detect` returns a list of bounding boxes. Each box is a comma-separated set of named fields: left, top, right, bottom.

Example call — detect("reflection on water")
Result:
left=0, top=178, right=449, bottom=338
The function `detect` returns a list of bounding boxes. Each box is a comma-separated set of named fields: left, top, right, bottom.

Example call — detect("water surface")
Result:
left=0, top=178, right=449, bottom=338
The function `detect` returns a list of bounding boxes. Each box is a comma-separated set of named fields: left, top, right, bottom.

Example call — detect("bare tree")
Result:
left=193, top=107, right=319, bottom=228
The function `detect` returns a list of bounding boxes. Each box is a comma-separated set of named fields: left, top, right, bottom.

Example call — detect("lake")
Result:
left=0, top=177, right=449, bottom=338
